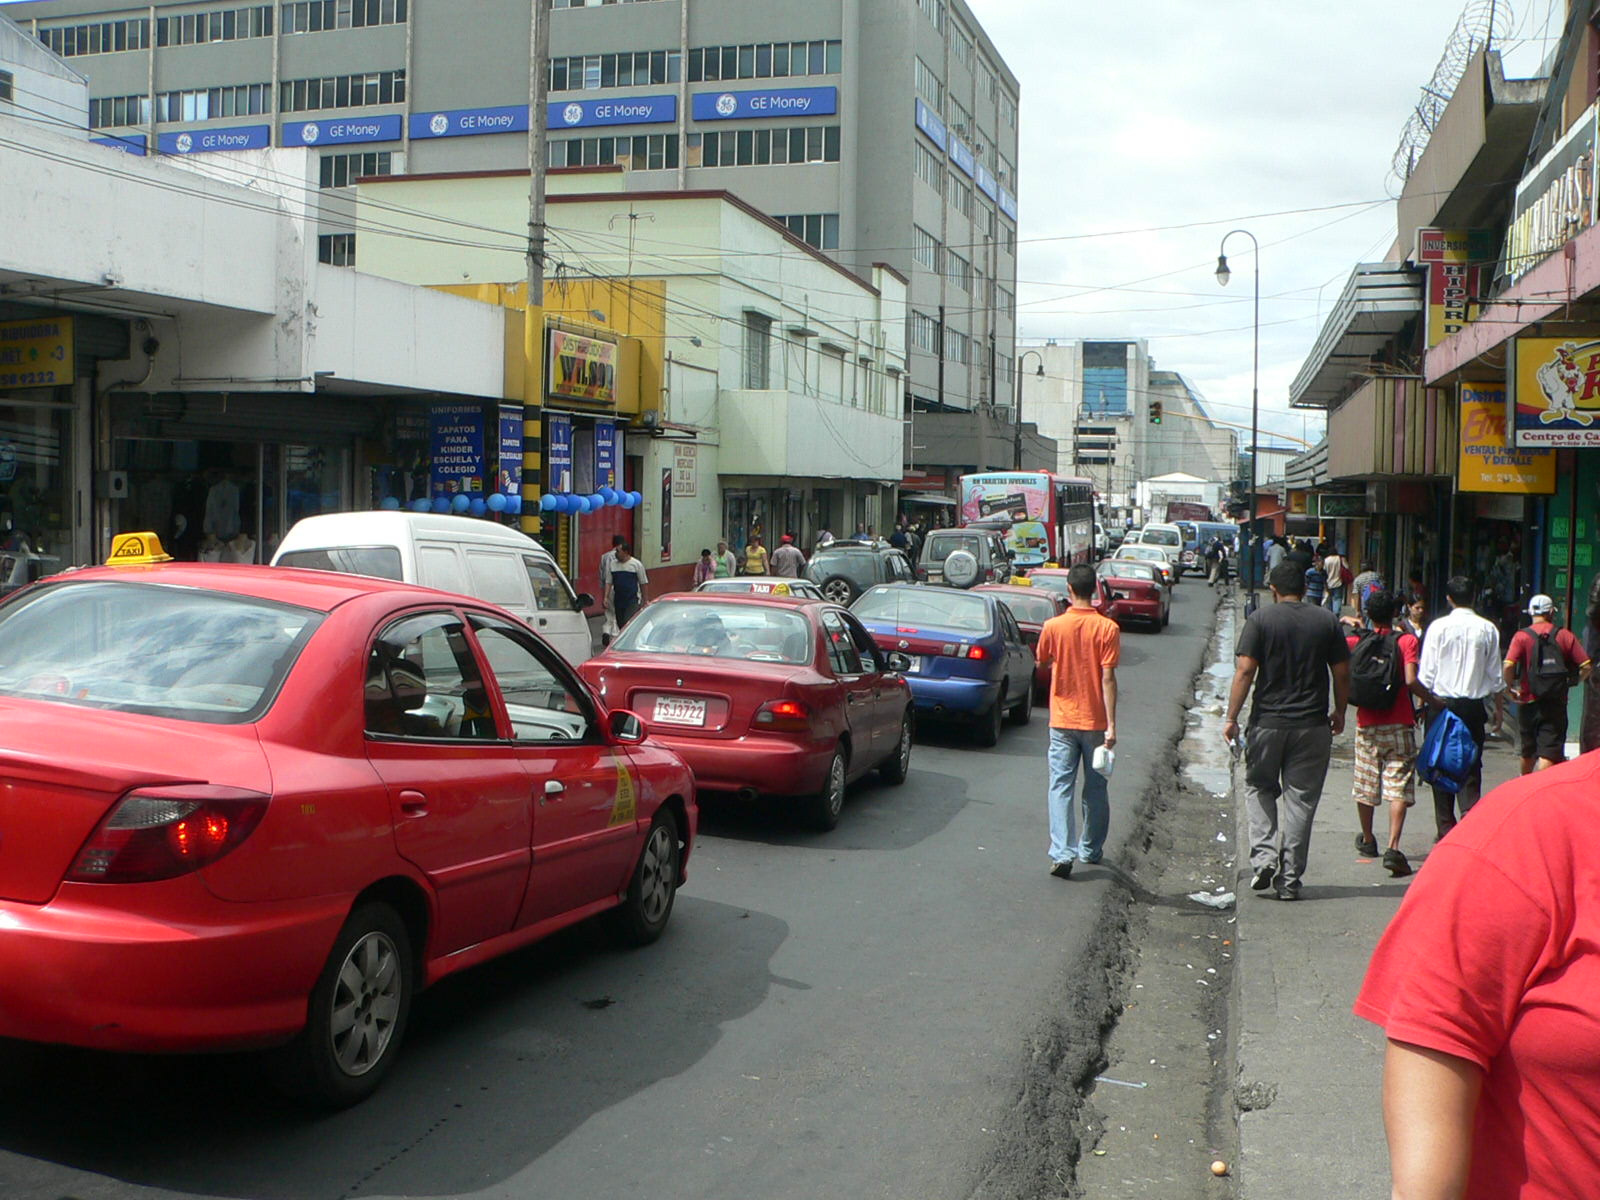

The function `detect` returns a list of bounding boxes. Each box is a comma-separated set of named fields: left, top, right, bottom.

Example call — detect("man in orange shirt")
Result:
left=1035, top=563, right=1120, bottom=878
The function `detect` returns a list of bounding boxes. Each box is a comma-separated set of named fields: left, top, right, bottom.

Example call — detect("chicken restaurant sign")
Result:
left=1509, top=335, right=1600, bottom=447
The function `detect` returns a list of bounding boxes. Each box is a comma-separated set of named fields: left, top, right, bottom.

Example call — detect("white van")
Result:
left=1132, top=522, right=1186, bottom=575
left=271, top=512, right=596, bottom=663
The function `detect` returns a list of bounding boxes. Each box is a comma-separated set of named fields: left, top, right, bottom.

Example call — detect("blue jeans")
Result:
left=1048, top=728, right=1109, bottom=864
left=1325, top=586, right=1345, bottom=612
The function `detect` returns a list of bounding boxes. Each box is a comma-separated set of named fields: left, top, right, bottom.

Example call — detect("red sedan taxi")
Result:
left=974, top=583, right=1069, bottom=702
left=579, top=594, right=913, bottom=830
left=1096, top=558, right=1170, bottom=630
left=0, top=537, right=695, bottom=1107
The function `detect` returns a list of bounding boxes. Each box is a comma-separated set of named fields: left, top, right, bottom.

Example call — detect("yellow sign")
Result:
left=1416, top=229, right=1490, bottom=348
left=1458, top=383, right=1556, bottom=493
left=1510, top=336, right=1600, bottom=447
left=607, top=758, right=638, bottom=828
left=0, top=316, right=74, bottom=390
left=547, top=329, right=618, bottom=405
left=106, top=531, right=175, bottom=565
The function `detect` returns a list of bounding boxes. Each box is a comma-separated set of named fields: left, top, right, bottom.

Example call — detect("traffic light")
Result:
left=1148, top=401, right=1163, bottom=425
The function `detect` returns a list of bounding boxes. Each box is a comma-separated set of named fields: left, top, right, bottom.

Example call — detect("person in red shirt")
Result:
left=1345, top=589, right=1432, bottom=877
left=1502, top=593, right=1592, bottom=774
left=1355, top=755, right=1600, bottom=1199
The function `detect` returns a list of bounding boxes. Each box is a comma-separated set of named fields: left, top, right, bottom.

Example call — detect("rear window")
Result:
left=923, top=532, right=985, bottom=563
left=995, top=593, right=1058, bottom=624
left=1142, top=528, right=1181, bottom=547
left=0, top=581, right=321, bottom=724
left=277, top=546, right=403, bottom=580
left=611, top=601, right=815, bottom=665
left=852, top=586, right=993, bottom=634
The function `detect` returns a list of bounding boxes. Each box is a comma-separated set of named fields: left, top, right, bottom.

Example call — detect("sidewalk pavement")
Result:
left=1231, top=719, right=1524, bottom=1197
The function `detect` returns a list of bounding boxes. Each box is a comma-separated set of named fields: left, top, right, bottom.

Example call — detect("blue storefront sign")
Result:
left=914, top=99, right=947, bottom=150
left=947, top=136, right=976, bottom=180
left=156, top=124, right=271, bottom=155
left=547, top=412, right=574, bottom=494
left=498, top=406, right=524, bottom=495
left=91, top=133, right=147, bottom=156
left=692, top=86, right=837, bottom=122
left=409, top=104, right=529, bottom=140
left=999, top=188, right=1018, bottom=220
left=282, top=113, right=402, bottom=148
left=975, top=163, right=998, bottom=201
left=549, top=95, right=676, bottom=129
left=429, top=404, right=487, bottom=496
left=595, top=420, right=617, bottom=487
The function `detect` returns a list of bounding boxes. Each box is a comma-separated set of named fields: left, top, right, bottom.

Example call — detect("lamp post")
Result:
left=1013, top=350, right=1046, bottom=470
left=1216, top=229, right=1259, bottom=611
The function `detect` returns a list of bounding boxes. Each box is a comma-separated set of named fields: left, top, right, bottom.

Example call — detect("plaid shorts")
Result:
left=1352, top=722, right=1417, bottom=808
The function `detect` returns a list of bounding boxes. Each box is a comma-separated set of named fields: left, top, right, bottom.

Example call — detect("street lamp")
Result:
left=1216, top=229, right=1259, bottom=611
left=1014, top=350, right=1045, bottom=470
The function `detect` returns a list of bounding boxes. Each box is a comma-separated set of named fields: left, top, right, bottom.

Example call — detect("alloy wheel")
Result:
left=638, top=822, right=676, bottom=925
left=329, top=930, right=402, bottom=1077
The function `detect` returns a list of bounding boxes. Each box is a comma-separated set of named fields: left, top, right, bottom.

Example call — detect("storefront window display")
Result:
left=0, top=399, right=74, bottom=594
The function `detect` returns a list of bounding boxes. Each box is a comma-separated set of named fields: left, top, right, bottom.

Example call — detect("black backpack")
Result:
left=1349, top=628, right=1403, bottom=710
left=1529, top=630, right=1575, bottom=700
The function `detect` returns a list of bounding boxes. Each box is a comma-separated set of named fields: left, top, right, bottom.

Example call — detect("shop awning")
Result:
left=1289, top=263, right=1423, bottom=410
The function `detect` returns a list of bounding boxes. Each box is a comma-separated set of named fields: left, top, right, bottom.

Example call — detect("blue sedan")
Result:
left=850, top=584, right=1034, bottom=747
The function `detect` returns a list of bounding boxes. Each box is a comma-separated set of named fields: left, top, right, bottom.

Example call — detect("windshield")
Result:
left=611, top=601, right=815, bottom=665
left=0, top=581, right=321, bottom=724
left=994, top=592, right=1058, bottom=624
left=1117, top=547, right=1167, bottom=564
left=1176, top=522, right=1197, bottom=543
left=1101, top=560, right=1157, bottom=582
left=923, top=532, right=985, bottom=564
left=852, top=586, right=993, bottom=634
left=1141, top=528, right=1182, bottom=547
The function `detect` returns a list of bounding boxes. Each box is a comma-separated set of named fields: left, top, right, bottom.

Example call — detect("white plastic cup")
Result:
left=1092, top=745, right=1115, bottom=776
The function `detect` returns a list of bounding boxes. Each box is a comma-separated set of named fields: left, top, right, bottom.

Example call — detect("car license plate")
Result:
left=653, top=696, right=707, bottom=726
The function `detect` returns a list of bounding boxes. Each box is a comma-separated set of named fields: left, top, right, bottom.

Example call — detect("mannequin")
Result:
left=221, top=531, right=257, bottom=564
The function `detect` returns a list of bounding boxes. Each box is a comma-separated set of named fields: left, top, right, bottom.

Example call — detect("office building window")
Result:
left=282, top=0, right=406, bottom=34
left=1002, top=94, right=1018, bottom=128
left=946, top=251, right=971, bottom=293
left=0, top=71, right=11, bottom=103
left=914, top=141, right=941, bottom=189
left=952, top=25, right=973, bottom=66
left=89, top=94, right=152, bottom=127
left=947, top=173, right=973, bottom=218
left=687, top=40, right=840, bottom=83
left=743, top=313, right=772, bottom=389
left=550, top=49, right=681, bottom=91
left=280, top=70, right=405, bottom=112
left=320, top=150, right=393, bottom=188
left=318, top=233, right=356, bottom=266
left=911, top=311, right=939, bottom=353
left=38, top=17, right=152, bottom=56
left=914, top=58, right=942, bottom=109
left=947, top=97, right=971, bottom=140
left=981, top=65, right=998, bottom=101
left=913, top=226, right=940, bottom=272
left=155, top=6, right=272, bottom=46
left=155, top=83, right=271, bottom=122
left=775, top=213, right=840, bottom=251
left=1002, top=222, right=1015, bottom=255
left=917, top=0, right=945, bottom=33
left=688, top=124, right=839, bottom=167
left=945, top=328, right=969, bottom=364
left=553, top=0, right=669, bottom=6
left=548, top=132, right=679, bottom=169
left=980, top=202, right=996, bottom=238
left=997, top=286, right=1015, bottom=317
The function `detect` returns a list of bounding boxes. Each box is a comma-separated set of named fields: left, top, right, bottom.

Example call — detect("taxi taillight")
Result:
left=68, top=785, right=269, bottom=883
left=753, top=698, right=811, bottom=733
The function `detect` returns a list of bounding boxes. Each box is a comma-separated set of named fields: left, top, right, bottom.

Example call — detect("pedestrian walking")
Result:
left=598, top=534, right=627, bottom=646
left=1502, top=593, right=1592, bottom=774
left=605, top=543, right=648, bottom=632
left=1417, top=575, right=1505, bottom=839
left=1345, top=589, right=1428, bottom=877
left=770, top=534, right=806, bottom=578
left=1223, top=563, right=1351, bottom=901
left=1035, top=564, right=1120, bottom=879
left=1399, top=593, right=1427, bottom=642
left=714, top=538, right=738, bottom=578
left=693, top=548, right=716, bottom=586
left=1204, top=537, right=1225, bottom=587
left=1323, top=547, right=1350, bottom=611
left=1303, top=558, right=1328, bottom=607
left=1265, top=536, right=1287, bottom=573
left=1285, top=538, right=1314, bottom=573
left=1351, top=563, right=1383, bottom=614
left=742, top=535, right=770, bottom=575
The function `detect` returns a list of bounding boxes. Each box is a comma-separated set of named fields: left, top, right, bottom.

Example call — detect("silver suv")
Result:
left=917, top=528, right=1013, bottom=588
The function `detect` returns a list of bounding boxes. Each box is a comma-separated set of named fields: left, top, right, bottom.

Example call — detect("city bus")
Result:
left=957, top=471, right=1098, bottom=570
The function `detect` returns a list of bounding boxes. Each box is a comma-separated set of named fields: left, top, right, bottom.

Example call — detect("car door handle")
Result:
left=541, top=780, right=566, bottom=803
left=398, top=790, right=428, bottom=816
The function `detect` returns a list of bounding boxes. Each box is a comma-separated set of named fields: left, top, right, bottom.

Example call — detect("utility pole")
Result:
left=526, top=0, right=549, bottom=301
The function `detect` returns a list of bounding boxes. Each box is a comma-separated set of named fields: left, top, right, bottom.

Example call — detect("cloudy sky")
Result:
left=973, top=0, right=1561, bottom=451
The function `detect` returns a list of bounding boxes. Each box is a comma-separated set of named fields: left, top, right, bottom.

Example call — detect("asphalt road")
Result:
left=0, top=579, right=1221, bottom=1200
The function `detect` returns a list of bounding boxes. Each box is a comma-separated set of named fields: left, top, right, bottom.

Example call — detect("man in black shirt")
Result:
left=1223, top=563, right=1351, bottom=900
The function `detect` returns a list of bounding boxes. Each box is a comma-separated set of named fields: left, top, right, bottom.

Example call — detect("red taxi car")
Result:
left=974, top=583, right=1069, bottom=702
left=579, top=594, right=913, bottom=831
left=0, top=549, right=694, bottom=1106
left=1096, top=559, right=1170, bottom=630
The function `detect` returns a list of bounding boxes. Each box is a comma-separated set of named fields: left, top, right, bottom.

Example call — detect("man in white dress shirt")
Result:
left=1417, top=574, right=1506, bottom=839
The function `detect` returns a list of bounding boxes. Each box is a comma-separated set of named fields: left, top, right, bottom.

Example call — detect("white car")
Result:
left=1129, top=523, right=1185, bottom=576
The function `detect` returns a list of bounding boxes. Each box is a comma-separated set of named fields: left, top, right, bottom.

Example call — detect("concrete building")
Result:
left=0, top=11, right=87, bottom=133
left=5, top=0, right=1021, bottom=423
left=356, top=166, right=907, bottom=593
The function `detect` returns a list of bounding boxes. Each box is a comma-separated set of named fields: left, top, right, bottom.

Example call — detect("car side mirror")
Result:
left=575, top=592, right=596, bottom=610
left=886, top=652, right=912, bottom=673
left=608, top=709, right=647, bottom=743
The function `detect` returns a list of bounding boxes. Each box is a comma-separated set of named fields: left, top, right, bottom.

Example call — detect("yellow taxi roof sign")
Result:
left=107, top=531, right=174, bottom=565
left=772, top=581, right=791, bottom=595
left=1011, top=575, right=1033, bottom=586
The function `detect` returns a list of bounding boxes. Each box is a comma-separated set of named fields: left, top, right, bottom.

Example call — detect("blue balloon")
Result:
left=487, top=492, right=508, bottom=513
left=620, top=492, right=637, bottom=509
left=380, top=496, right=401, bottom=510
left=630, top=491, right=644, bottom=506
left=560, top=495, right=578, bottom=514
left=431, top=496, right=452, bottom=514
left=590, top=493, right=606, bottom=509
left=506, top=494, right=522, bottom=515
left=450, top=493, right=471, bottom=514
left=600, top=487, right=618, bottom=504
left=469, top=497, right=488, bottom=517
left=575, top=496, right=593, bottom=514
left=411, top=498, right=432, bottom=513
left=540, top=493, right=557, bottom=512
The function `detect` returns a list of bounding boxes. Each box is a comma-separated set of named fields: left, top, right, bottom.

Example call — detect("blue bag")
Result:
left=1416, top=708, right=1480, bottom=794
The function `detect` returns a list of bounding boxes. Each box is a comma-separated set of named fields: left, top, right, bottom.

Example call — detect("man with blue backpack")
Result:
left=1417, top=575, right=1506, bottom=839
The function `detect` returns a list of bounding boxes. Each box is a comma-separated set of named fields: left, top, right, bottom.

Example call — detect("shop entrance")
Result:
left=113, top=437, right=349, bottom=563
